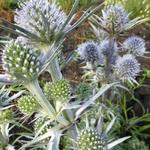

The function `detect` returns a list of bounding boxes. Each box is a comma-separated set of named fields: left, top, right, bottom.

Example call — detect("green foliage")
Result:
left=58, top=0, right=101, bottom=12
left=107, top=96, right=150, bottom=139
left=0, top=0, right=18, bottom=10
left=76, top=82, right=92, bottom=100
left=59, top=135, right=72, bottom=150
left=114, top=137, right=149, bottom=150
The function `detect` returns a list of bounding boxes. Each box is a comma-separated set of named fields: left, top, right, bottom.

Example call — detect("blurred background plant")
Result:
left=57, top=0, right=103, bottom=12
left=0, top=0, right=18, bottom=10
left=105, top=0, right=150, bottom=22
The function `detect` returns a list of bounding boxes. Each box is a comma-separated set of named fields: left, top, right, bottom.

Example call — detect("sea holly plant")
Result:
left=0, top=0, right=148, bottom=150
left=77, top=3, right=148, bottom=86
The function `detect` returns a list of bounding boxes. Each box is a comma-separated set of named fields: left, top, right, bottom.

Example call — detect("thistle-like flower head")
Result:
left=77, top=128, right=103, bottom=150
left=0, top=109, right=13, bottom=125
left=77, top=41, right=103, bottom=64
left=115, top=54, right=140, bottom=80
left=101, top=4, right=129, bottom=33
left=2, top=40, right=41, bottom=82
left=15, top=0, right=69, bottom=44
left=17, top=96, right=40, bottom=115
left=122, top=36, right=146, bottom=56
left=44, top=80, right=70, bottom=102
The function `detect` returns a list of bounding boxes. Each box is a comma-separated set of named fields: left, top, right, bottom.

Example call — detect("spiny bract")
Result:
left=122, top=36, right=146, bottom=56
left=101, top=4, right=129, bottom=33
left=15, top=0, right=69, bottom=44
left=17, top=96, right=40, bottom=115
left=34, top=117, right=52, bottom=144
left=2, top=40, right=40, bottom=82
left=115, top=54, right=140, bottom=80
left=77, top=41, right=104, bottom=64
left=78, top=128, right=103, bottom=150
left=0, top=109, right=13, bottom=125
left=44, top=80, right=70, bottom=102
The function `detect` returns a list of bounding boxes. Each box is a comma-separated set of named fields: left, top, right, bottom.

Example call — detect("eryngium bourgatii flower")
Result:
left=44, top=80, right=70, bottom=102
left=115, top=54, right=140, bottom=80
left=101, top=4, right=129, bottom=33
left=122, top=36, right=146, bottom=56
left=2, top=40, right=40, bottom=82
left=15, top=0, right=69, bottom=44
left=77, top=128, right=103, bottom=150
left=17, top=96, right=40, bottom=115
left=77, top=41, right=104, bottom=64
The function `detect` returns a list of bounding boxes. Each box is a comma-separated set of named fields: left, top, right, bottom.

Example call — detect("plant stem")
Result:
left=45, top=48, right=78, bottom=143
left=0, top=125, right=8, bottom=149
left=25, top=80, right=69, bottom=126
left=47, top=58, right=63, bottom=81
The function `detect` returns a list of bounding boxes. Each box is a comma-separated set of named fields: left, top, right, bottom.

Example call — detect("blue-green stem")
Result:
left=45, top=49, right=78, bottom=143
left=25, top=80, right=69, bottom=126
left=47, top=58, right=63, bottom=81
left=0, top=125, right=8, bottom=149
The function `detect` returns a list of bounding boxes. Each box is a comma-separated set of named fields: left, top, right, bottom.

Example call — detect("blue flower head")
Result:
left=77, top=41, right=104, bottom=64
left=115, top=54, right=140, bottom=80
left=101, top=4, right=129, bottom=33
left=15, top=0, right=69, bottom=43
left=123, top=36, right=146, bottom=56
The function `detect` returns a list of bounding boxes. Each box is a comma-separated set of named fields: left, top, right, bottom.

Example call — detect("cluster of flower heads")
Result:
left=2, top=40, right=41, bottom=82
left=77, top=4, right=146, bottom=82
left=101, top=4, right=129, bottom=33
left=15, top=0, right=69, bottom=44
left=77, top=39, right=145, bottom=81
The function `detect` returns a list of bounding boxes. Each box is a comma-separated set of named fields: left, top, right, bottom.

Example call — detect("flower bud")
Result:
left=2, top=40, right=41, bottom=82
left=17, top=96, right=40, bottom=115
